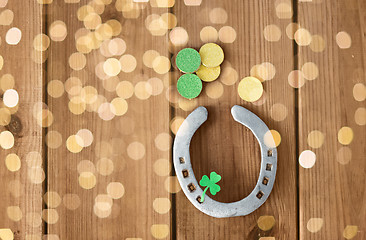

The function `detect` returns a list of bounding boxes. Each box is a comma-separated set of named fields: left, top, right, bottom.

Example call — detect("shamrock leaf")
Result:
left=199, top=171, right=222, bottom=203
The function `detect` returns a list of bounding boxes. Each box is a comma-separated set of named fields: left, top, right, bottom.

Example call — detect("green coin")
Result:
left=176, top=48, right=201, bottom=73
left=177, top=74, right=202, bottom=99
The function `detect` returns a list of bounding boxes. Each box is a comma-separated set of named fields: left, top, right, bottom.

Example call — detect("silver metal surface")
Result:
left=172, top=105, right=277, bottom=218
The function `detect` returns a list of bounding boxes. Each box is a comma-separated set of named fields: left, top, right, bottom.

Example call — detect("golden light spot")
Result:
left=106, top=19, right=122, bottom=36
left=69, top=97, right=86, bottom=115
left=220, top=66, right=238, bottom=85
left=135, top=81, right=152, bottom=100
left=66, top=135, right=83, bottom=153
left=83, top=13, right=101, bottom=30
left=164, top=176, right=181, bottom=193
left=0, top=229, right=13, bottom=240
left=7, top=206, right=22, bottom=221
left=155, top=133, right=171, bottom=151
left=79, top=172, right=96, bottom=189
left=151, top=224, right=169, bottom=239
left=94, top=194, right=113, bottom=212
left=148, top=18, right=168, bottom=36
left=286, top=22, right=299, bottom=39
left=49, top=20, right=67, bottom=42
left=310, top=35, right=326, bottom=52
left=0, top=56, right=3, bottom=71
left=47, top=80, right=64, bottom=98
left=69, top=52, right=86, bottom=71
left=219, top=26, right=237, bottom=43
left=353, top=83, right=366, bottom=101
left=116, top=81, right=134, bottom=99
left=238, top=77, right=263, bottom=102
left=250, top=64, right=268, bottom=82
left=275, top=1, right=293, bottom=19
left=307, top=130, right=324, bottom=149
left=161, top=13, right=177, bottom=29
left=42, top=209, right=59, bottom=224
left=200, top=26, right=218, bottom=43
left=170, top=117, right=184, bottom=135
left=98, top=102, right=115, bottom=121
left=264, top=130, right=281, bottom=148
left=343, top=225, right=358, bottom=239
left=153, top=198, right=171, bottom=214
left=63, top=194, right=80, bottom=210
left=127, top=141, right=146, bottom=160
left=26, top=151, right=42, bottom=168
left=205, top=81, right=224, bottom=99
left=299, top=150, right=316, bottom=168
left=147, top=77, right=164, bottom=96
left=107, top=182, right=125, bottom=199
left=37, top=0, right=52, bottom=3
left=257, top=215, right=275, bottom=231
left=263, top=25, right=281, bottom=42
left=261, top=62, right=276, bottom=80
left=0, top=108, right=10, bottom=126
left=169, top=27, right=188, bottom=46
left=6, top=27, right=21, bottom=45
left=65, top=0, right=80, bottom=2
left=178, top=98, right=198, bottom=111
left=65, top=76, right=82, bottom=95
left=288, top=70, right=305, bottom=88
left=0, top=130, right=14, bottom=149
left=103, top=58, right=121, bottom=76
left=0, top=73, right=15, bottom=92
left=44, top=191, right=61, bottom=208
left=77, top=160, right=95, bottom=174
left=96, top=158, right=114, bottom=176
left=76, top=129, right=93, bottom=147
left=93, top=204, right=111, bottom=218
left=152, top=56, right=170, bottom=74
left=294, top=28, right=312, bottom=46
left=120, top=54, right=137, bottom=73
left=0, top=0, right=8, bottom=7
left=108, top=38, right=126, bottom=56
left=270, top=103, right=288, bottom=122
left=33, top=34, right=50, bottom=51
left=354, top=107, right=366, bottom=125
left=110, top=98, right=128, bottom=116
left=301, top=62, right=319, bottom=80
left=338, top=127, right=353, bottom=145
left=28, top=167, right=45, bottom=184
left=5, top=153, right=21, bottom=172
left=306, top=218, right=324, bottom=233
left=143, top=50, right=160, bottom=68
left=184, top=0, right=202, bottom=5
left=337, top=147, right=352, bottom=165
left=336, top=31, right=352, bottom=49
left=153, top=0, right=175, bottom=7
left=0, top=9, right=13, bottom=25
left=3, top=89, right=19, bottom=107
left=153, top=159, right=171, bottom=176
left=209, top=8, right=228, bottom=24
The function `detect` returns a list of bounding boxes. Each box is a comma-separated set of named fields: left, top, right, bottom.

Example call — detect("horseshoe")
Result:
left=172, top=105, right=277, bottom=218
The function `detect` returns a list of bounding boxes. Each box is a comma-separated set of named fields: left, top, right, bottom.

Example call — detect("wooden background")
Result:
left=0, top=0, right=364, bottom=239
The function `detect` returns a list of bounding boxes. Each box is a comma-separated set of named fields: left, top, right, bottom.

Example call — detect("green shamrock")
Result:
left=199, top=171, right=222, bottom=203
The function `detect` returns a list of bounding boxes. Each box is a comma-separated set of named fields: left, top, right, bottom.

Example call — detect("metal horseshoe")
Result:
left=173, top=105, right=277, bottom=218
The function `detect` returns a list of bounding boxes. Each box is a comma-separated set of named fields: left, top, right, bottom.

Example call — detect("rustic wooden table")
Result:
left=0, top=0, right=365, bottom=239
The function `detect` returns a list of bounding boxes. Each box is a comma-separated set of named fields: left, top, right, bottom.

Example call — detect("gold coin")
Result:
left=199, top=43, right=224, bottom=68
left=238, top=76, right=263, bottom=102
left=196, top=65, right=220, bottom=82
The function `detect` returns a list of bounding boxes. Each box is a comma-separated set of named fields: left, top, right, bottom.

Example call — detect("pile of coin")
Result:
left=176, top=43, right=224, bottom=99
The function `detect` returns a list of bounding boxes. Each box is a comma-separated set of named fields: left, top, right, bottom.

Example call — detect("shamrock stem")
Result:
left=201, top=187, right=209, bottom=202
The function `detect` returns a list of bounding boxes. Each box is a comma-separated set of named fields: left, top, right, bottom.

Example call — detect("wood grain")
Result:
left=46, top=1, right=170, bottom=239
left=171, top=1, right=297, bottom=239
left=0, top=1, right=44, bottom=239
left=298, top=0, right=366, bottom=239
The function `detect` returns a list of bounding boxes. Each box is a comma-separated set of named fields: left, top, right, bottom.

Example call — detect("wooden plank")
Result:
left=171, top=0, right=297, bottom=238
left=298, top=0, right=366, bottom=239
left=0, top=0, right=44, bottom=239
left=46, top=1, right=170, bottom=239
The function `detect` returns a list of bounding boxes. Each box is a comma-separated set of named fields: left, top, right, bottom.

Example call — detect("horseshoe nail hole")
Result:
left=182, top=169, right=189, bottom=178
left=196, top=196, right=202, bottom=203
left=179, top=157, right=185, bottom=164
left=262, top=177, right=269, bottom=185
left=256, top=191, right=264, bottom=199
left=188, top=183, right=196, bottom=192
left=267, top=150, right=273, bottom=157
left=266, top=163, right=272, bottom=171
